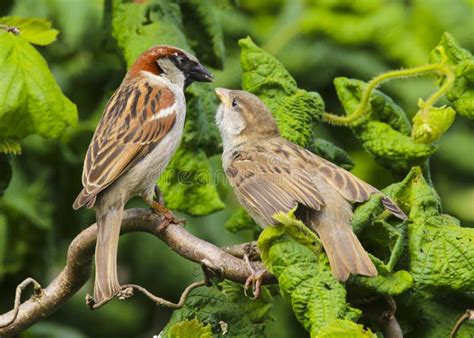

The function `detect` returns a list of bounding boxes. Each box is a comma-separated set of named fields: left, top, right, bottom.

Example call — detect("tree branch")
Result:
left=0, top=208, right=274, bottom=336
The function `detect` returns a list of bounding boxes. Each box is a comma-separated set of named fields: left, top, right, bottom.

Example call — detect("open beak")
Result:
left=188, top=63, right=213, bottom=82
left=215, top=88, right=231, bottom=106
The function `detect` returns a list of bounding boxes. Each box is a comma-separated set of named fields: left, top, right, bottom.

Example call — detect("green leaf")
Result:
left=390, top=167, right=474, bottom=292
left=112, top=1, right=189, bottom=67
left=162, top=281, right=273, bottom=337
left=0, top=30, right=77, bottom=154
left=239, top=37, right=324, bottom=147
left=257, top=225, right=362, bottom=337
left=158, top=148, right=224, bottom=216
left=1, top=162, right=53, bottom=230
left=315, top=319, right=376, bottom=338
left=180, top=0, right=225, bottom=69
left=166, top=318, right=212, bottom=338
left=299, top=2, right=429, bottom=66
left=351, top=194, right=384, bottom=235
left=224, top=207, right=258, bottom=233
left=0, top=16, right=58, bottom=45
left=182, top=84, right=221, bottom=155
left=430, top=32, right=474, bottom=119
left=415, top=298, right=474, bottom=338
left=308, top=138, right=354, bottom=170
left=350, top=257, right=413, bottom=296
left=272, top=209, right=322, bottom=254
left=334, top=77, right=435, bottom=173
left=358, top=121, right=436, bottom=173
left=411, top=103, right=456, bottom=144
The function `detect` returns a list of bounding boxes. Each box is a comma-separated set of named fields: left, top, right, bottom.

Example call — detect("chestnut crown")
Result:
left=129, top=45, right=213, bottom=86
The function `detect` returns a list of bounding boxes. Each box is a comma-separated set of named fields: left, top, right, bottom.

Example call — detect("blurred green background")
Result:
left=0, top=0, right=473, bottom=337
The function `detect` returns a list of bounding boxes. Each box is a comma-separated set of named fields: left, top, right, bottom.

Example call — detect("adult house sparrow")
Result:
left=73, top=46, right=213, bottom=306
left=215, top=89, right=406, bottom=282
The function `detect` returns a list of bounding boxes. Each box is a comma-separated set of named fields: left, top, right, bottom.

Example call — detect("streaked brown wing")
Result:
left=295, top=145, right=407, bottom=220
left=227, top=150, right=324, bottom=225
left=76, top=79, right=176, bottom=208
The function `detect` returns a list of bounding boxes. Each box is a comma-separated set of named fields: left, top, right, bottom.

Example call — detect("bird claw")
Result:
left=117, top=287, right=134, bottom=300
left=243, top=254, right=265, bottom=299
left=244, top=272, right=265, bottom=299
left=155, top=210, right=186, bottom=232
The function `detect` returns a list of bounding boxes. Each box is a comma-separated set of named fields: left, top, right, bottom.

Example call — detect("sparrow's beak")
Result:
left=188, top=63, right=213, bottom=82
left=215, top=88, right=231, bottom=106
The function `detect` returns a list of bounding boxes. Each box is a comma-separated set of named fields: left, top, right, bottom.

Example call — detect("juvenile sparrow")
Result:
left=73, top=46, right=213, bottom=306
left=215, top=89, right=406, bottom=282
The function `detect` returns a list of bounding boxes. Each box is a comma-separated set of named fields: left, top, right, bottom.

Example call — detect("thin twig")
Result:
left=0, top=278, right=43, bottom=328
left=117, top=281, right=206, bottom=309
left=450, top=309, right=473, bottom=338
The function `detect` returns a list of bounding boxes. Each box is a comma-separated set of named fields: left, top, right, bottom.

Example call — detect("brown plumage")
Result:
left=215, top=88, right=407, bottom=281
left=73, top=45, right=212, bottom=305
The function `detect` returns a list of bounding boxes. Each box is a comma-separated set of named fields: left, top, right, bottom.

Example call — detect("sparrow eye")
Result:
left=232, top=99, right=238, bottom=108
left=176, top=55, right=186, bottom=64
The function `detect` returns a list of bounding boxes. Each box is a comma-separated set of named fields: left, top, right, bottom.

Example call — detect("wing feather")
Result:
left=228, top=150, right=325, bottom=225
left=73, top=78, right=177, bottom=209
left=292, top=143, right=407, bottom=220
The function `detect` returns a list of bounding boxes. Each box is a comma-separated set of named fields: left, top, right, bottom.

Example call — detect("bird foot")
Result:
left=243, top=254, right=265, bottom=299
left=156, top=211, right=186, bottom=232
left=147, top=199, right=186, bottom=226
left=117, top=286, right=135, bottom=300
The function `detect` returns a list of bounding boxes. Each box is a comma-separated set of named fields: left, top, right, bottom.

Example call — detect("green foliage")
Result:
left=158, top=148, right=224, bottom=216
left=390, top=167, right=474, bottom=292
left=414, top=298, right=474, bottom=337
left=112, top=0, right=189, bottom=67
left=224, top=207, right=258, bottom=233
left=239, top=37, right=324, bottom=147
left=308, top=138, right=354, bottom=171
left=182, top=84, right=220, bottom=155
left=179, top=0, right=225, bottom=69
left=0, top=16, right=58, bottom=45
left=161, top=281, right=273, bottom=337
left=411, top=104, right=456, bottom=144
left=334, top=77, right=436, bottom=173
left=430, top=33, right=474, bottom=119
left=314, top=320, right=375, bottom=338
left=0, top=17, right=77, bottom=154
left=257, top=225, right=363, bottom=337
left=1, top=1, right=473, bottom=337
left=350, top=257, right=413, bottom=296
left=167, top=318, right=212, bottom=338
left=298, top=0, right=473, bottom=67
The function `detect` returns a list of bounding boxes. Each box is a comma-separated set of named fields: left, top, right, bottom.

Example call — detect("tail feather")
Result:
left=94, top=206, right=123, bottom=304
left=73, top=188, right=96, bottom=210
left=315, top=222, right=377, bottom=281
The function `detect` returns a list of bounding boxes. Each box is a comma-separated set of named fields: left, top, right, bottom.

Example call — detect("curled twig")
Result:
left=117, top=281, right=206, bottom=308
left=0, top=278, right=43, bottom=329
left=450, top=309, right=473, bottom=338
